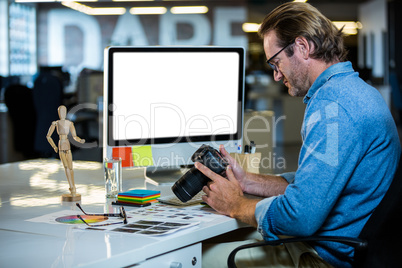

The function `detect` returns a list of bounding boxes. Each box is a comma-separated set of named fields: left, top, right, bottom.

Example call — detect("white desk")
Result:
left=0, top=159, right=246, bottom=268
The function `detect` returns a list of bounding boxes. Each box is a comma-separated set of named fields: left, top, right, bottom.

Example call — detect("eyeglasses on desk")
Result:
left=76, top=203, right=128, bottom=227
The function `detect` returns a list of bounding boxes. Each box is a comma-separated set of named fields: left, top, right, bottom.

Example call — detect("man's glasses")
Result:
left=266, top=42, right=293, bottom=72
left=76, top=203, right=127, bottom=227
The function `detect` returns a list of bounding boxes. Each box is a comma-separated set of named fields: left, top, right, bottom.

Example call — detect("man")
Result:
left=199, top=2, right=401, bottom=267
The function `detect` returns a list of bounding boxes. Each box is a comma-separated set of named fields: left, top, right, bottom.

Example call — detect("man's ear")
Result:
left=294, top=36, right=311, bottom=60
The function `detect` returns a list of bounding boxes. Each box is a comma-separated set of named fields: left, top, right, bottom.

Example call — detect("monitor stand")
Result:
left=144, top=166, right=190, bottom=186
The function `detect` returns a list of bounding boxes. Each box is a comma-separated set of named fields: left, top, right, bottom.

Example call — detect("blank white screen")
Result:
left=112, top=51, right=240, bottom=141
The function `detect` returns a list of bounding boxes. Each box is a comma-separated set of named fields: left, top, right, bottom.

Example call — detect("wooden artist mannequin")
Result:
left=47, top=105, right=85, bottom=201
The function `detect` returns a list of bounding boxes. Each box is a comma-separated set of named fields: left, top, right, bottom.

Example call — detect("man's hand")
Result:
left=196, top=162, right=259, bottom=227
left=219, top=145, right=248, bottom=191
left=220, top=145, right=288, bottom=197
left=197, top=163, right=243, bottom=216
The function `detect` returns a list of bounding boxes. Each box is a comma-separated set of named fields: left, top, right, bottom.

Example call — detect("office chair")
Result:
left=390, top=71, right=402, bottom=126
left=4, top=84, right=37, bottom=158
left=228, top=156, right=402, bottom=268
left=32, top=70, right=63, bottom=157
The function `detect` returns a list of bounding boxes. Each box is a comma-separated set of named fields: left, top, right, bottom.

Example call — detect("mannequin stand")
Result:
left=61, top=193, right=81, bottom=202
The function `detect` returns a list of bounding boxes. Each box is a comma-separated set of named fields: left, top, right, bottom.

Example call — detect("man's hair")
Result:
left=258, top=2, right=347, bottom=63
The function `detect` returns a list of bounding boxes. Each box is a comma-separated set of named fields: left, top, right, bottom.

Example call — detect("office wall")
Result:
left=357, top=0, right=387, bottom=79
left=0, top=0, right=8, bottom=76
left=37, top=5, right=248, bottom=75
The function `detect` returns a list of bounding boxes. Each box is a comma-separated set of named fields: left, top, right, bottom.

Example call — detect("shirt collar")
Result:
left=303, top=61, right=353, bottom=104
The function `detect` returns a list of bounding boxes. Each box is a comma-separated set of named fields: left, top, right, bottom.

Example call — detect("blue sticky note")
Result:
left=119, top=189, right=160, bottom=197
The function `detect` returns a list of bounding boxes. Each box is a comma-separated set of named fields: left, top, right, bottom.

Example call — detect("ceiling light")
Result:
left=242, top=23, right=260, bottom=33
left=61, top=1, right=126, bottom=15
left=15, top=0, right=54, bottom=2
left=333, top=21, right=362, bottom=35
left=241, top=21, right=362, bottom=35
left=170, top=6, right=208, bottom=14
left=89, top=7, right=126, bottom=15
left=62, top=1, right=91, bottom=14
left=114, top=0, right=154, bottom=2
left=130, top=7, right=167, bottom=15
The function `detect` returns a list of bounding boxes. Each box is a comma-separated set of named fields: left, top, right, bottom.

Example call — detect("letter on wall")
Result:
left=48, top=9, right=101, bottom=70
left=214, top=7, right=247, bottom=49
left=160, top=13, right=211, bottom=45
left=111, top=12, right=148, bottom=46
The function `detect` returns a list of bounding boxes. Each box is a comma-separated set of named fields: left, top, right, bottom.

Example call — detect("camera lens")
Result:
left=171, top=167, right=210, bottom=202
left=172, top=144, right=228, bottom=203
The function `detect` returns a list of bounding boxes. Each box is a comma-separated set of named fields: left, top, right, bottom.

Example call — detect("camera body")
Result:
left=172, top=144, right=228, bottom=202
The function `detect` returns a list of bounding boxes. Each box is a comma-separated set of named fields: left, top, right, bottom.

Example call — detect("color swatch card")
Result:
left=27, top=210, right=96, bottom=225
left=55, top=215, right=107, bottom=225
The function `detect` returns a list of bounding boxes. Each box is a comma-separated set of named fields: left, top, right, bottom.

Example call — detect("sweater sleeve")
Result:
left=278, top=172, right=296, bottom=184
left=255, top=196, right=279, bottom=240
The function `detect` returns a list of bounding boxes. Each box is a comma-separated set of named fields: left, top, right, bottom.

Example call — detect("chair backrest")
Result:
left=355, top=156, right=402, bottom=267
left=32, top=72, right=63, bottom=157
left=390, top=71, right=402, bottom=110
left=4, top=84, right=37, bottom=157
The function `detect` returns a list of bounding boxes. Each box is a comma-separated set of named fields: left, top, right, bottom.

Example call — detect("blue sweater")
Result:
left=255, top=62, right=401, bottom=267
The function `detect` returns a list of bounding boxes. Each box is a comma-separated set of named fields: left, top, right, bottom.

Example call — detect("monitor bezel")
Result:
left=105, top=46, right=244, bottom=147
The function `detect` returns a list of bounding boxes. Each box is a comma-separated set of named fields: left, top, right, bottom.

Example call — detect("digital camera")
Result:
left=172, top=144, right=228, bottom=202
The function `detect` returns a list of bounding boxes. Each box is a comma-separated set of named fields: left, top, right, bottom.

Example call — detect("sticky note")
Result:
left=132, top=146, right=154, bottom=166
left=105, top=162, right=113, bottom=169
left=119, top=189, right=160, bottom=197
left=112, top=147, right=133, bottom=167
left=118, top=189, right=161, bottom=204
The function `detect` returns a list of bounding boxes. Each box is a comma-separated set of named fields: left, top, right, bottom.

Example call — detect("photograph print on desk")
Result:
left=128, top=203, right=219, bottom=223
left=25, top=203, right=228, bottom=237
left=110, top=220, right=199, bottom=236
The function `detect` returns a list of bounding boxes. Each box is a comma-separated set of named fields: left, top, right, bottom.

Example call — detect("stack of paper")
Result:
left=117, top=190, right=161, bottom=205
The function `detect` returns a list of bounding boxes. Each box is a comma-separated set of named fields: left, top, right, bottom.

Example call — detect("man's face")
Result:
left=263, top=31, right=310, bottom=97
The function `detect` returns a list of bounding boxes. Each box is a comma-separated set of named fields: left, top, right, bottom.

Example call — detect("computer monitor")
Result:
left=103, top=46, right=244, bottom=184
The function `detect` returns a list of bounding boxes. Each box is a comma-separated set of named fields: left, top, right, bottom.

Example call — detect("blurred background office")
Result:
left=0, top=0, right=401, bottom=173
